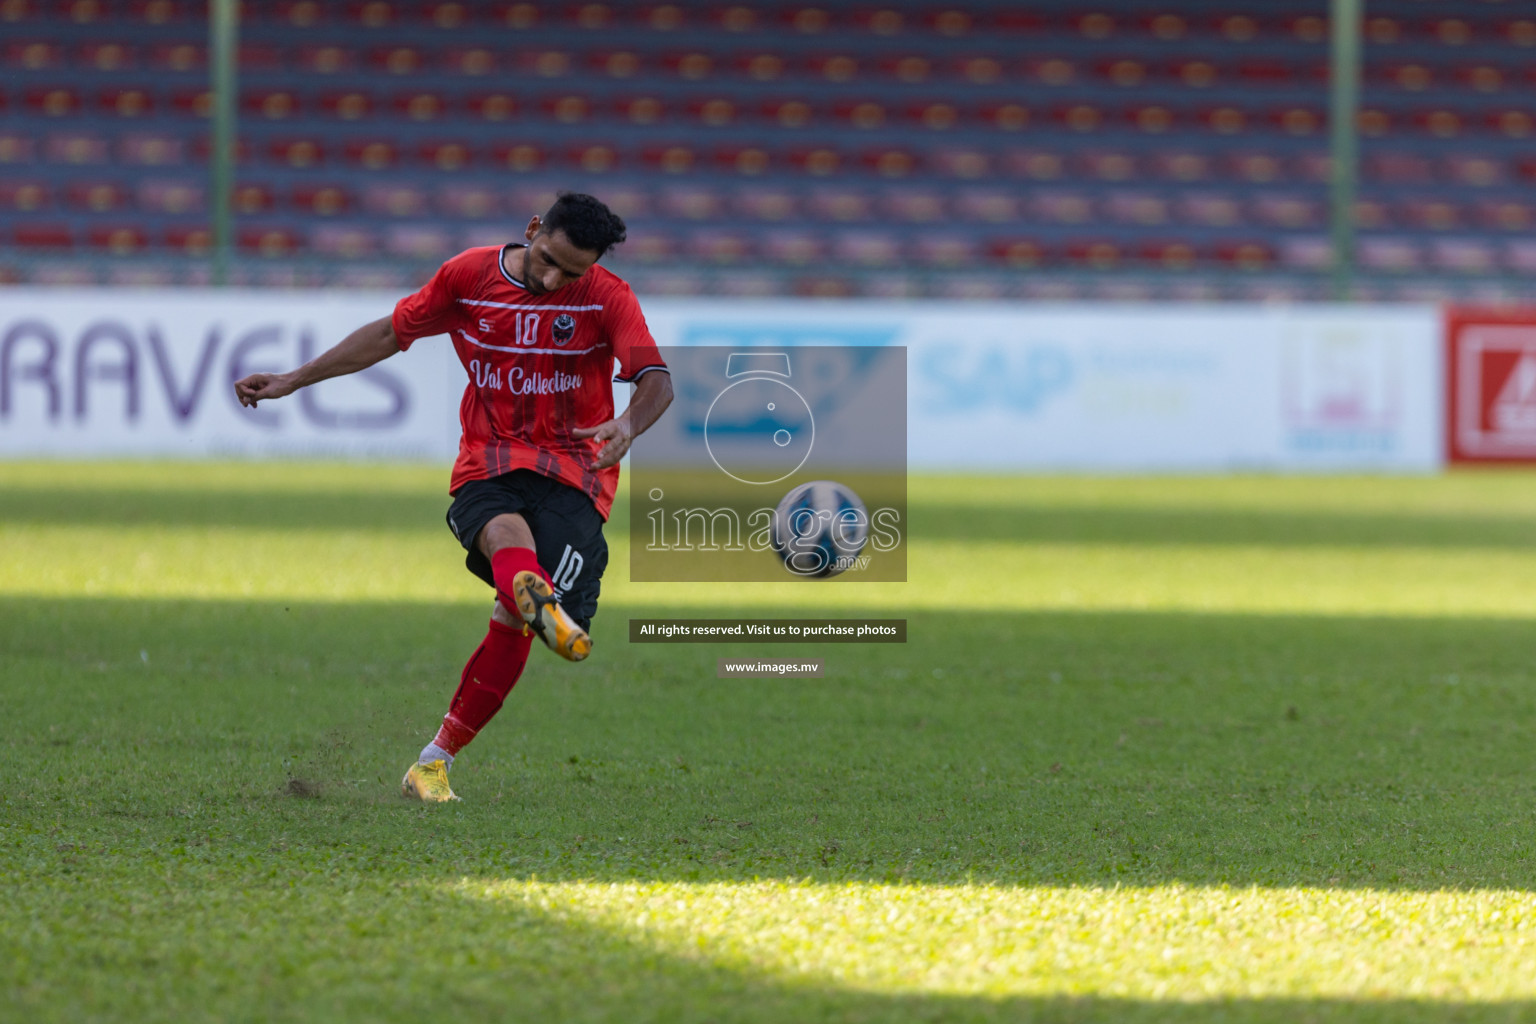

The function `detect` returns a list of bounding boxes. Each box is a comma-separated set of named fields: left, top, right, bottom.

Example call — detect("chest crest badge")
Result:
left=551, top=313, right=576, bottom=346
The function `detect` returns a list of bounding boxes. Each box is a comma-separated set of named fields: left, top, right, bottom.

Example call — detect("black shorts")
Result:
left=446, top=469, right=609, bottom=633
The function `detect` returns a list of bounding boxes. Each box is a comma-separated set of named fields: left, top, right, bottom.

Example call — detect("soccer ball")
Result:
left=771, top=480, right=869, bottom=578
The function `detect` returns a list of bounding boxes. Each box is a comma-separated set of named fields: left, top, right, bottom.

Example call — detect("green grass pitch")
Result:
left=5, top=463, right=1536, bottom=1022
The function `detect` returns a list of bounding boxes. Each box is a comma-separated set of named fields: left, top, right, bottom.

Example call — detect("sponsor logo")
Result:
left=1450, top=320, right=1536, bottom=460
left=1281, top=326, right=1403, bottom=455
left=551, top=313, right=576, bottom=346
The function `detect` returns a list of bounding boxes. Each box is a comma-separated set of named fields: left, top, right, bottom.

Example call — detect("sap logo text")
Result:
left=919, top=344, right=1074, bottom=413
left=0, top=318, right=409, bottom=428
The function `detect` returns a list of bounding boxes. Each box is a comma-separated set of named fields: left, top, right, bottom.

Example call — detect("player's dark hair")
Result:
left=541, top=192, right=627, bottom=258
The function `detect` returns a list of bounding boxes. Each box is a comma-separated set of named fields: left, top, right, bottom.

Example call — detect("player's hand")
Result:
left=234, top=372, right=297, bottom=408
left=572, top=417, right=634, bottom=469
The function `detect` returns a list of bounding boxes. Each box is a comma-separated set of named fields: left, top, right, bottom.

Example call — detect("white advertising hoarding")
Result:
left=0, top=291, right=1443, bottom=471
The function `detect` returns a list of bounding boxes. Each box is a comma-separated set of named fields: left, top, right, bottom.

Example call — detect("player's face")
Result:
left=521, top=219, right=600, bottom=295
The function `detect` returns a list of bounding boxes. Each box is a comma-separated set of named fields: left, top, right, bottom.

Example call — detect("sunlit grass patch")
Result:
left=459, top=879, right=1536, bottom=1001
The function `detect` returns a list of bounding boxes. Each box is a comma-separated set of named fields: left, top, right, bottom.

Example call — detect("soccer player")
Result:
left=233, top=192, right=673, bottom=802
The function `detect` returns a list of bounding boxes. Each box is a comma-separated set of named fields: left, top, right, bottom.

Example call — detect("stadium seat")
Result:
left=806, top=188, right=870, bottom=221
left=807, top=53, right=860, bottom=82
left=98, top=87, right=155, bottom=117
left=1140, top=241, right=1199, bottom=270
left=1212, top=240, right=1275, bottom=271
left=832, top=231, right=899, bottom=266
left=662, top=51, right=715, bottom=79
left=758, top=229, right=823, bottom=265
left=0, top=179, right=49, bottom=211
left=710, top=5, right=760, bottom=33
left=437, top=183, right=500, bottom=219
left=9, top=40, right=62, bottom=69
left=641, top=144, right=697, bottom=174
left=1251, top=194, right=1322, bottom=229
left=1359, top=238, right=1421, bottom=272
left=1431, top=238, right=1498, bottom=274
left=1080, top=151, right=1138, bottom=182
left=347, top=1, right=399, bottom=28
left=244, top=89, right=302, bottom=121
left=291, top=183, right=353, bottom=216
left=542, top=94, right=592, bottom=124
left=162, top=224, right=210, bottom=254
left=87, top=225, right=148, bottom=254
left=444, top=47, right=497, bottom=75
left=136, top=179, right=201, bottom=214
left=1271, top=106, right=1322, bottom=137
left=1104, top=191, right=1169, bottom=225
left=362, top=183, right=427, bottom=217
left=493, top=2, right=540, bottom=29
left=1200, top=106, right=1248, bottom=135
left=385, top=224, right=453, bottom=260
left=490, top=142, right=545, bottom=171
left=687, top=97, right=739, bottom=127
left=232, top=183, right=276, bottom=215
left=1150, top=151, right=1211, bottom=182
left=1505, top=240, right=1536, bottom=273
left=732, top=186, right=797, bottom=220
left=310, top=224, right=378, bottom=259
left=149, top=42, right=201, bottom=70
left=787, top=146, right=841, bottom=176
left=1381, top=62, right=1435, bottom=91
left=518, top=49, right=572, bottom=77
left=1170, top=59, right=1219, bottom=88
left=908, top=100, right=961, bottom=131
left=238, top=226, right=304, bottom=257
left=1178, top=194, right=1243, bottom=227
left=78, top=41, right=138, bottom=72
left=131, top=0, right=185, bottom=24
left=953, top=55, right=1005, bottom=85
left=1445, top=155, right=1505, bottom=187
left=56, top=0, right=105, bottom=24
left=465, top=92, right=518, bottom=121
left=1, top=0, right=37, bottom=21
left=1357, top=108, right=1394, bottom=137
left=419, top=141, right=472, bottom=171
left=1053, top=103, right=1104, bottom=133
left=590, top=49, right=644, bottom=78
left=1005, top=149, right=1065, bottom=180
left=1095, top=57, right=1148, bottom=88
left=1032, top=191, right=1095, bottom=225
left=46, top=132, right=110, bottom=164
left=880, top=54, right=932, bottom=83
left=713, top=145, right=773, bottom=175
left=915, top=236, right=978, bottom=267
left=394, top=92, right=448, bottom=121
left=25, top=87, right=81, bottom=117
left=297, top=46, right=356, bottom=74
left=268, top=137, right=326, bottom=168
left=689, top=231, right=753, bottom=264
left=886, top=187, right=948, bottom=222
left=1066, top=239, right=1122, bottom=269
left=1402, top=199, right=1463, bottom=232
left=1293, top=152, right=1332, bottom=183
left=319, top=90, right=375, bottom=120
left=1228, top=152, right=1284, bottom=184
left=1367, top=152, right=1436, bottom=184
left=14, top=222, right=73, bottom=248
left=370, top=46, right=425, bottom=75
left=761, top=98, right=817, bottom=128
left=832, top=99, right=886, bottom=130
left=860, top=147, right=917, bottom=178
left=1477, top=200, right=1532, bottom=232
left=657, top=186, right=724, bottom=220
left=986, top=238, right=1048, bottom=268
left=1278, top=236, right=1332, bottom=271
left=65, top=181, right=127, bottom=212
left=1129, top=104, right=1179, bottom=135
left=1354, top=200, right=1392, bottom=230
left=1414, top=109, right=1465, bottom=138
left=1455, top=63, right=1506, bottom=92
left=342, top=139, right=399, bottom=170
left=566, top=142, right=619, bottom=173
left=118, top=133, right=184, bottom=165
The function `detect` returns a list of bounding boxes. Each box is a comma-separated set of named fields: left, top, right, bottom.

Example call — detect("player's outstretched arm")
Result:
left=573, top=370, right=673, bottom=470
left=234, top=316, right=402, bottom=408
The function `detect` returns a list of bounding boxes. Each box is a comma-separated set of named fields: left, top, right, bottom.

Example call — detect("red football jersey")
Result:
left=392, top=244, right=667, bottom=517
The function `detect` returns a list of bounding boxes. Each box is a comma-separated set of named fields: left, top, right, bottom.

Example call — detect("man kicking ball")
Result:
left=234, top=192, right=672, bottom=802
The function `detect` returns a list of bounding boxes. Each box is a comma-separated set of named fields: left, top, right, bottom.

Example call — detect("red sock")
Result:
left=432, top=618, right=533, bottom=755
left=490, top=546, right=548, bottom=619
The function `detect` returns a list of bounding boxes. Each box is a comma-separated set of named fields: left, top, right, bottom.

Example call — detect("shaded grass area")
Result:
left=6, top=465, right=1536, bottom=1021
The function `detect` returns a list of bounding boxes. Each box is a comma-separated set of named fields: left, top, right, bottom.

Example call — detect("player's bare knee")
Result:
left=477, top=513, right=536, bottom=559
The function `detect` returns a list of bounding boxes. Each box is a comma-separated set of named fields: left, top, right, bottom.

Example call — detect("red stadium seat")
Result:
left=713, top=145, right=772, bottom=175
left=1199, top=105, right=1248, bottom=135
left=590, top=49, right=644, bottom=78
left=565, top=3, right=618, bottom=30
left=1357, top=107, right=1394, bottom=137
left=761, top=98, right=817, bottom=128
left=565, top=142, right=619, bottom=173
left=1270, top=106, right=1322, bottom=137
left=1031, top=191, right=1094, bottom=224
left=1428, top=17, right=1476, bottom=45
left=371, top=46, right=425, bottom=75
left=319, top=90, right=374, bottom=120
left=615, top=96, right=668, bottom=125
left=642, top=144, right=698, bottom=174
left=163, top=224, right=210, bottom=254
left=657, top=186, right=724, bottom=220
left=1353, top=200, right=1393, bottom=230
left=79, top=41, right=137, bottom=71
left=1488, top=109, right=1534, bottom=139
left=347, top=1, right=399, bottom=28
left=244, top=89, right=302, bottom=121
left=46, top=132, right=110, bottom=163
left=1028, top=57, right=1076, bottom=86
left=542, top=94, right=592, bottom=124
left=1080, top=150, right=1138, bottom=181
left=88, top=225, right=148, bottom=254
left=805, top=187, right=869, bottom=221
left=1477, top=200, right=1533, bottom=232
left=1096, top=57, right=1147, bottom=87
left=711, top=5, right=761, bottom=33
left=276, top=1, right=326, bottom=26
left=879, top=54, right=932, bottom=83
left=14, top=222, right=73, bottom=248
left=953, top=55, right=1004, bottom=85
left=780, top=6, right=833, bottom=34
left=8, top=41, right=62, bottom=69
left=1286, top=14, right=1326, bottom=43
left=131, top=0, right=185, bottom=23
left=833, top=99, right=885, bottom=130
left=907, top=100, right=961, bottom=130
left=238, top=227, right=303, bottom=257
left=689, top=230, right=754, bottom=264
left=268, top=137, right=326, bottom=168
left=423, top=1, right=473, bottom=29
left=1402, top=199, right=1463, bottom=232
left=1, top=0, right=38, bottom=21
left=1003, top=148, right=1063, bottom=180
left=1052, top=103, right=1103, bottom=133
left=150, top=42, right=202, bottom=71
left=490, top=142, right=545, bottom=171
left=786, top=147, right=842, bottom=177
left=861, top=147, right=916, bottom=178
left=118, top=133, right=184, bottom=165
left=1138, top=241, right=1199, bottom=270
left=0, top=180, right=49, bottom=210
left=1128, top=104, right=1178, bottom=134
left=395, top=91, right=448, bottom=121
left=1068, top=10, right=1113, bottom=38
left=56, top=0, right=105, bottom=24
left=386, top=225, right=453, bottom=260
left=26, top=87, right=81, bottom=117
left=343, top=139, right=399, bottom=170
left=662, top=51, right=714, bottom=79
left=1141, top=11, right=1186, bottom=39
left=363, top=183, right=428, bottom=217
left=928, top=147, right=989, bottom=178
left=1445, top=155, right=1505, bottom=187
left=136, top=179, right=201, bottom=214
left=170, top=88, right=211, bottom=117
left=1170, top=59, right=1219, bottom=88
left=465, top=93, right=518, bottom=121
left=419, top=140, right=473, bottom=170
left=1213, top=241, right=1274, bottom=270
left=732, top=187, right=795, bottom=221
left=97, top=87, right=154, bottom=117
left=850, top=8, right=903, bottom=34
left=238, top=46, right=284, bottom=72
left=438, top=183, right=501, bottom=219
left=232, top=183, right=276, bottom=215
left=886, top=187, right=948, bottom=222
left=688, top=96, right=739, bottom=127
left=65, top=181, right=127, bottom=211
left=444, top=47, right=497, bottom=75
left=731, top=51, right=784, bottom=80
left=1212, top=13, right=1264, bottom=42
left=1414, top=109, right=1465, bottom=138
left=1502, top=17, right=1536, bottom=46
left=291, top=183, right=353, bottom=216
left=492, top=2, right=540, bottom=29
left=1066, top=240, right=1122, bottom=269
left=297, top=46, right=356, bottom=74
left=986, top=238, right=1048, bottom=268
left=1456, top=64, right=1507, bottom=93
left=1227, top=152, right=1283, bottom=184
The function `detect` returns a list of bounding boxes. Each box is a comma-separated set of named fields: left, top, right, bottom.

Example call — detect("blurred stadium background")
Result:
left=2, top=0, right=1534, bottom=302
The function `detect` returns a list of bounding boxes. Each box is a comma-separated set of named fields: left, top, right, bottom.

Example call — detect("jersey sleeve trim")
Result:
left=613, top=364, right=670, bottom=384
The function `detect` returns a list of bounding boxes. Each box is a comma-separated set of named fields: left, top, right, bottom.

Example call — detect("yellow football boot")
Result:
left=511, top=570, right=591, bottom=662
left=401, top=759, right=460, bottom=802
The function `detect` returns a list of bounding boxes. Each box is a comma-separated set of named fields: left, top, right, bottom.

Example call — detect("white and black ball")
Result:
left=770, top=480, right=869, bottom=578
